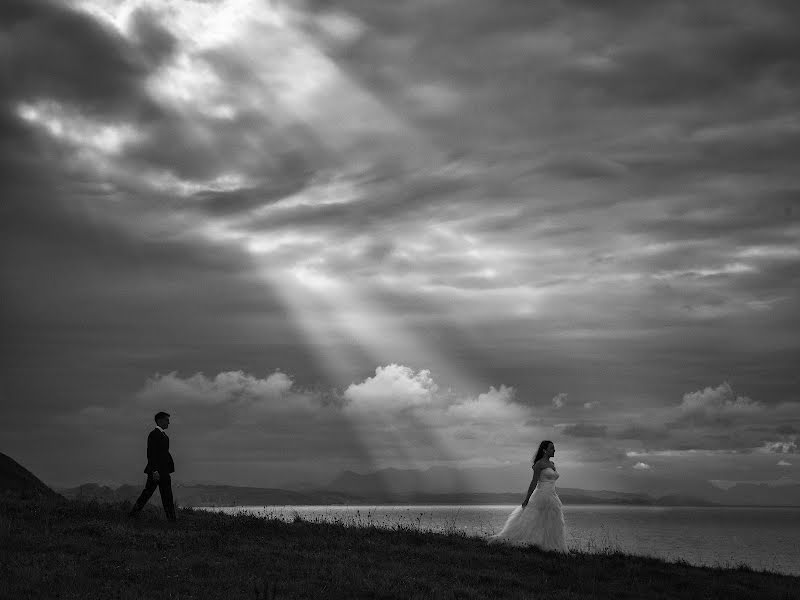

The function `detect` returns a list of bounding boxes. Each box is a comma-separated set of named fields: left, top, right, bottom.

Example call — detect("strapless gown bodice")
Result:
left=536, top=467, right=559, bottom=489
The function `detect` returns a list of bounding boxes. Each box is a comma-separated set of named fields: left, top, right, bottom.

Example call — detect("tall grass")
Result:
left=1, top=496, right=797, bottom=599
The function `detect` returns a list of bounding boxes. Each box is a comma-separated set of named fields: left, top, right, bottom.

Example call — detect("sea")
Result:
left=201, top=504, right=800, bottom=576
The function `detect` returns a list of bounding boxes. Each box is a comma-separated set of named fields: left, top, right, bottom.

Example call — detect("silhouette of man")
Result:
left=129, top=411, right=176, bottom=521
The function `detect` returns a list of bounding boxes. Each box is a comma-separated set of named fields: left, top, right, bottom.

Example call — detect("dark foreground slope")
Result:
left=0, top=452, right=60, bottom=499
left=1, top=497, right=797, bottom=600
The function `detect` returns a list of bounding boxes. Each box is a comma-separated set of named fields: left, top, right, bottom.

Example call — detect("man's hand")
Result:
left=153, top=471, right=160, bottom=483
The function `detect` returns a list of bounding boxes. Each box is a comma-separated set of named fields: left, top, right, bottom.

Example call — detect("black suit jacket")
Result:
left=144, top=428, right=175, bottom=475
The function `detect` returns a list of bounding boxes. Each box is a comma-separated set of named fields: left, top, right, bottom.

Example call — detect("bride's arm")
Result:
left=522, top=464, right=542, bottom=507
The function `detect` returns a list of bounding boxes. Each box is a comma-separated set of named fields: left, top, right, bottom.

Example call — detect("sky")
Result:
left=1, top=0, right=798, bottom=496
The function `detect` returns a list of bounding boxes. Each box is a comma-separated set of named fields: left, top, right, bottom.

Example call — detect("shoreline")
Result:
left=197, top=503, right=800, bottom=577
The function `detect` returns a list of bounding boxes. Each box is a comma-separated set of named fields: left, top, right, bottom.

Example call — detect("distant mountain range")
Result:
left=56, top=481, right=721, bottom=507
left=4, top=452, right=796, bottom=507
left=322, top=466, right=800, bottom=507
left=320, top=467, right=718, bottom=507
left=55, top=465, right=721, bottom=507
left=692, top=480, right=800, bottom=507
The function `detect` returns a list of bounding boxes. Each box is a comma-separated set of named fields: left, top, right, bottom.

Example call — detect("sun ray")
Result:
left=71, top=0, right=517, bottom=488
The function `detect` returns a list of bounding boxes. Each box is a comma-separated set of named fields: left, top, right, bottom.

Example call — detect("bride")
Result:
left=489, top=440, right=568, bottom=552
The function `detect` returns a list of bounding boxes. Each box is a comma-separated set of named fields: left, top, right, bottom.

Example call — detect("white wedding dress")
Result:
left=489, top=467, right=568, bottom=552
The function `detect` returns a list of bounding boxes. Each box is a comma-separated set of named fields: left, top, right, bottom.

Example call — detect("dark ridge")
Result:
left=0, top=451, right=62, bottom=500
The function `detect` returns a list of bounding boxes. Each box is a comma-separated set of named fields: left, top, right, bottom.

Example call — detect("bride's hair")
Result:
left=532, top=440, right=553, bottom=465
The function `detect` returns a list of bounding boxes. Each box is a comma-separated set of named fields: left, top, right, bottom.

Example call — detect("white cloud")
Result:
left=764, top=439, right=798, bottom=454
left=137, top=370, right=293, bottom=406
left=337, top=366, right=537, bottom=468
left=552, top=393, right=568, bottom=409
left=343, top=364, right=438, bottom=413
left=633, top=462, right=652, bottom=470
left=445, top=385, right=521, bottom=423
left=17, top=101, right=142, bottom=155
left=308, top=9, right=365, bottom=47
left=342, top=366, right=530, bottom=438
left=678, top=382, right=763, bottom=422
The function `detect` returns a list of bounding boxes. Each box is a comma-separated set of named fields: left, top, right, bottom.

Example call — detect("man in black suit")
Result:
left=128, top=411, right=176, bottom=521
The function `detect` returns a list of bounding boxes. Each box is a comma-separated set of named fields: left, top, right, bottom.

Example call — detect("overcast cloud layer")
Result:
left=1, top=0, right=798, bottom=495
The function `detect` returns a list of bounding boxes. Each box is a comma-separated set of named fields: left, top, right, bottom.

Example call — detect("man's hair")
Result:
left=154, top=411, right=170, bottom=422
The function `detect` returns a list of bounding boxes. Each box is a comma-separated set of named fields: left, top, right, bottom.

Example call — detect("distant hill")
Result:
left=60, top=466, right=800, bottom=508
left=699, top=481, right=800, bottom=507
left=0, top=452, right=61, bottom=499
left=52, top=476, right=800, bottom=508
left=325, top=467, right=717, bottom=506
left=59, top=483, right=141, bottom=503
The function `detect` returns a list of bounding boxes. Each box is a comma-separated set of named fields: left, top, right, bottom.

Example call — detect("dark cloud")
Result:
left=777, top=424, right=799, bottom=435
left=552, top=1, right=800, bottom=105
left=535, top=153, right=628, bottom=180
left=128, top=7, right=178, bottom=68
left=0, top=0, right=162, bottom=120
left=613, top=425, right=669, bottom=442
left=561, top=423, right=608, bottom=438
left=571, top=446, right=627, bottom=464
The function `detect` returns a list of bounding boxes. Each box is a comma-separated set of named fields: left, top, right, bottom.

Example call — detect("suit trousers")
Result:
left=130, top=473, right=176, bottom=521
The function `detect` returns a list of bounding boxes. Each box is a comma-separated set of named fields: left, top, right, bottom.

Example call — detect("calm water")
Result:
left=201, top=504, right=800, bottom=576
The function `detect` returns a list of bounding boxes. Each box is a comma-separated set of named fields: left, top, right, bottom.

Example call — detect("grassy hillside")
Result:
left=1, top=497, right=797, bottom=600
